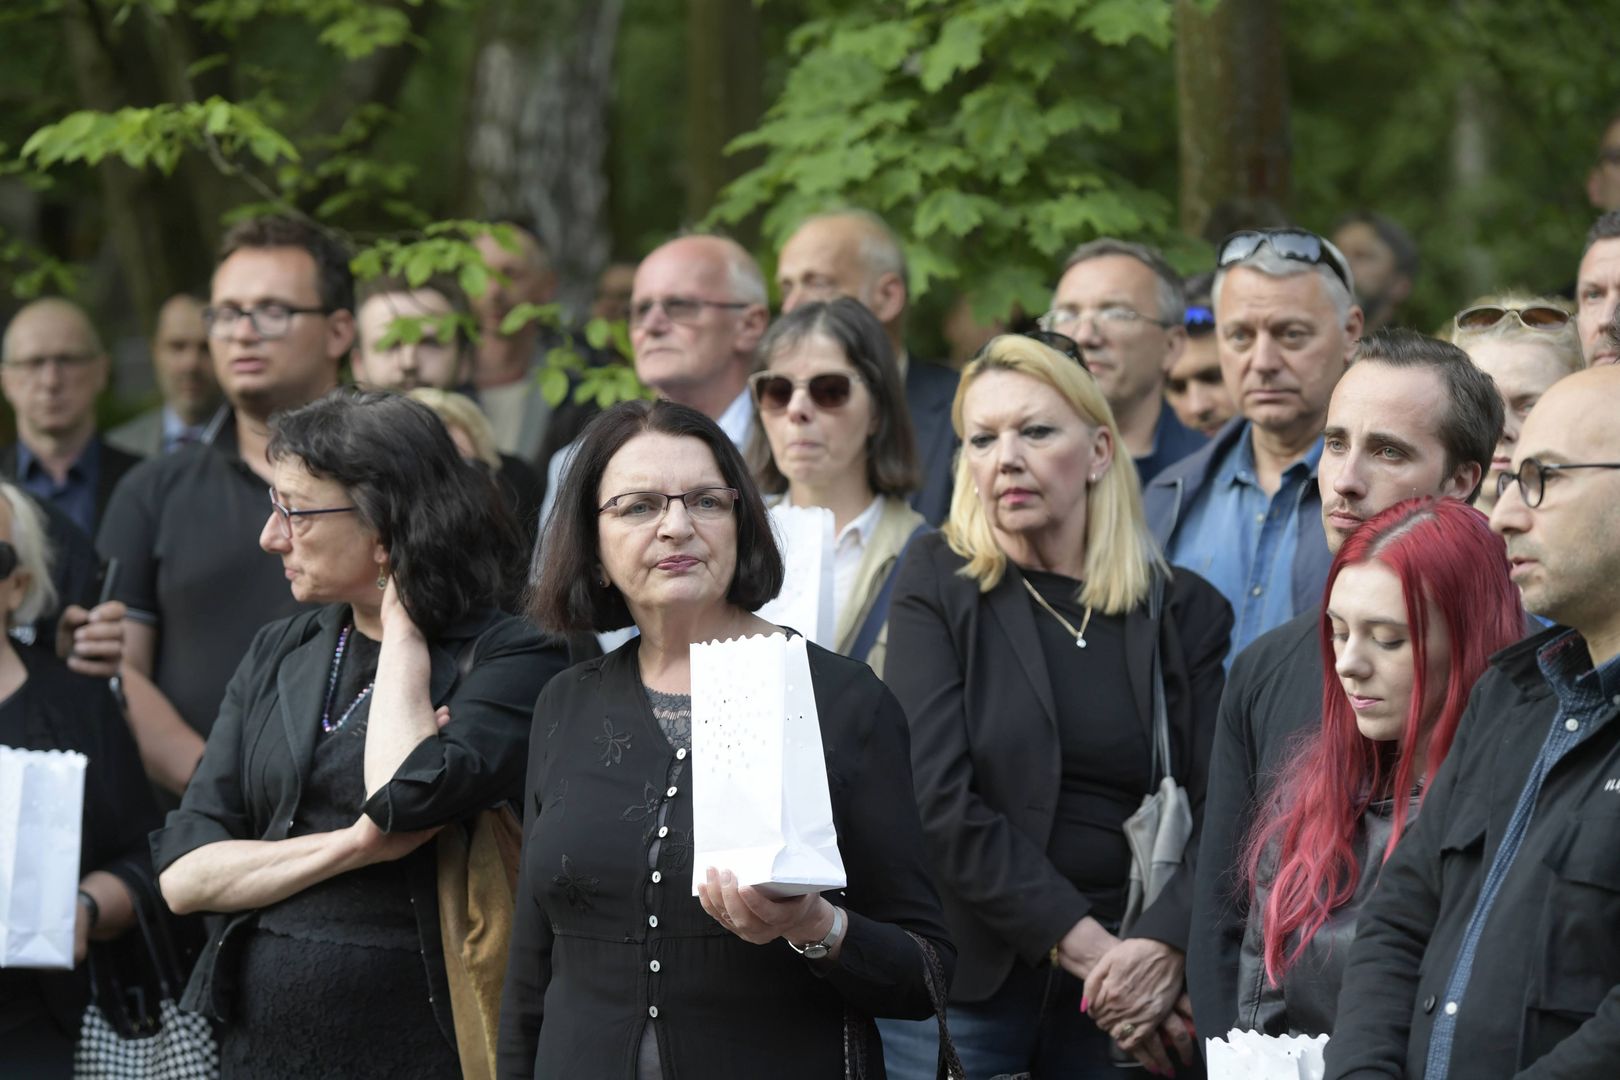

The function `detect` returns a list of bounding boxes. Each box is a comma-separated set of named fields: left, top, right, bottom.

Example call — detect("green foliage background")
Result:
left=2, top=0, right=1618, bottom=391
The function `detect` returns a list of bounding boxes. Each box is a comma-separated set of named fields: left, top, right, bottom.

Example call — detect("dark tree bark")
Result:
left=1175, top=0, right=1291, bottom=238
left=683, top=0, right=764, bottom=242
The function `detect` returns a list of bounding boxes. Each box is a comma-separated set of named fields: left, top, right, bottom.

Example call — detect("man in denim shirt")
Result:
left=1144, top=230, right=1364, bottom=659
left=1326, top=364, right=1620, bottom=1079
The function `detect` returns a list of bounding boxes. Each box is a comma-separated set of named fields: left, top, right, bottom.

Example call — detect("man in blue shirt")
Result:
left=1041, top=238, right=1207, bottom=485
left=1326, top=363, right=1620, bottom=1080
left=106, top=294, right=222, bottom=457
left=1144, top=229, right=1364, bottom=658
left=1, top=298, right=141, bottom=537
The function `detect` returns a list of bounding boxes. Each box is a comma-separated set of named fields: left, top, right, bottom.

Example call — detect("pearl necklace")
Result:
left=321, top=624, right=377, bottom=734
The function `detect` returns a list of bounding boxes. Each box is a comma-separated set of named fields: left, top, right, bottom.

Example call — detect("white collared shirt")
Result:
left=833, top=496, right=885, bottom=624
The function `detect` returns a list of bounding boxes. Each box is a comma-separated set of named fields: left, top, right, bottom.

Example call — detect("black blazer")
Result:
left=0, top=436, right=141, bottom=536
left=885, top=532, right=1232, bottom=1001
left=0, top=646, right=159, bottom=1043
left=150, top=603, right=568, bottom=1038
left=1187, top=606, right=1321, bottom=1036
left=497, top=637, right=953, bottom=1080
left=904, top=358, right=960, bottom=526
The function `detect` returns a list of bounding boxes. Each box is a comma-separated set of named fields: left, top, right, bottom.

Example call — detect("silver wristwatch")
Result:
left=789, top=904, right=844, bottom=960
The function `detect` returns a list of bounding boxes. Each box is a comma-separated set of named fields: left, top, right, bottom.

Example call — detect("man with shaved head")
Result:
left=1326, top=365, right=1620, bottom=1080
left=777, top=209, right=959, bottom=524
left=107, top=293, right=221, bottom=457
left=541, top=234, right=770, bottom=522
left=2, top=297, right=141, bottom=535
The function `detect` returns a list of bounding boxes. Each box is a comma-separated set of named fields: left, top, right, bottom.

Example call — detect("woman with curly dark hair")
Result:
left=153, top=390, right=568, bottom=1077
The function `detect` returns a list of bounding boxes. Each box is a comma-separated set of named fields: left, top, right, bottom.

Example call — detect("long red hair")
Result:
left=1245, top=497, right=1522, bottom=985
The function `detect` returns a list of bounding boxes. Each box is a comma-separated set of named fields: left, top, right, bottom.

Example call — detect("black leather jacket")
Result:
left=1237, top=794, right=1419, bottom=1037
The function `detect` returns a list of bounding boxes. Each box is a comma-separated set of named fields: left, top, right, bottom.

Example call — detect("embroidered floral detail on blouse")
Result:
left=594, top=719, right=631, bottom=766
left=549, top=778, right=568, bottom=820
left=660, top=828, right=693, bottom=871
left=621, top=782, right=661, bottom=823
left=553, top=855, right=599, bottom=912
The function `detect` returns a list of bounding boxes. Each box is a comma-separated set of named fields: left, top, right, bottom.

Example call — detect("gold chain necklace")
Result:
left=1021, top=577, right=1095, bottom=648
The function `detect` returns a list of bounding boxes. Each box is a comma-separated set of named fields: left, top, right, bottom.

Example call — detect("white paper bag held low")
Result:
left=689, top=633, right=847, bottom=898
left=0, top=745, right=87, bottom=969
left=1205, top=1029, right=1328, bottom=1080
left=755, top=505, right=837, bottom=647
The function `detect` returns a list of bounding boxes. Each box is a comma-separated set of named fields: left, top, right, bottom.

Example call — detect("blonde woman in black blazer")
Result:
left=880, top=334, right=1231, bottom=1079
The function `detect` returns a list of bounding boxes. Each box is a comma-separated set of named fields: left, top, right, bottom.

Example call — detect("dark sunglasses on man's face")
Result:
left=1217, top=229, right=1352, bottom=292
left=750, top=371, right=854, bottom=412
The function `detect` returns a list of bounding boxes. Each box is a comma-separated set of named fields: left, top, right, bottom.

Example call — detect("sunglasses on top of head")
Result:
left=1453, top=305, right=1572, bottom=332
left=1216, top=229, right=1352, bottom=292
left=749, top=371, right=855, bottom=412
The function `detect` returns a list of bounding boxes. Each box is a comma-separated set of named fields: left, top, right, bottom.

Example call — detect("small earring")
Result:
left=597, top=577, right=609, bottom=588
left=377, top=568, right=389, bottom=590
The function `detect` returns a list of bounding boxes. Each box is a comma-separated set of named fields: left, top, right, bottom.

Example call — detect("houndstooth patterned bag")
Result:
left=76, top=996, right=218, bottom=1080
left=73, top=883, right=217, bottom=1080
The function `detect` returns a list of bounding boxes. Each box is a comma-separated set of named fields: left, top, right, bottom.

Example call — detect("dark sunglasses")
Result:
left=1184, top=304, right=1215, bottom=336
left=1454, top=305, right=1572, bottom=332
left=750, top=371, right=854, bottom=411
left=1217, top=229, right=1352, bottom=292
left=1020, top=330, right=1090, bottom=372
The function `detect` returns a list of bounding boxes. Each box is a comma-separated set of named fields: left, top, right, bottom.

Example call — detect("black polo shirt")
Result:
left=97, top=410, right=307, bottom=737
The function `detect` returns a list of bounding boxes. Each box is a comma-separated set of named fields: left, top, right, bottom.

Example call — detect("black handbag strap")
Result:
left=905, top=930, right=966, bottom=1080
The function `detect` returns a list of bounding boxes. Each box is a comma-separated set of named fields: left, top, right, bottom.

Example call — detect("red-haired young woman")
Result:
left=1236, top=497, right=1523, bottom=1036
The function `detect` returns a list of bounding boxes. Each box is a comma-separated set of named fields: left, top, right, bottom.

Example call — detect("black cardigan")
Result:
left=150, top=603, right=567, bottom=1039
left=0, top=645, right=159, bottom=1040
left=496, top=637, right=954, bottom=1080
left=884, top=532, right=1232, bottom=1002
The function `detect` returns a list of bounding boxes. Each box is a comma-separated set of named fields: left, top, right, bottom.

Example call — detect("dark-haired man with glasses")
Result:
left=1042, top=238, right=1206, bottom=483
left=1144, top=228, right=1363, bottom=660
left=1326, top=364, right=1620, bottom=1080
left=1, top=297, right=141, bottom=537
left=97, top=213, right=355, bottom=794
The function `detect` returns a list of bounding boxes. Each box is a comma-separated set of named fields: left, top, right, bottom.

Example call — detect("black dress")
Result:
left=151, top=604, right=569, bottom=1076
left=496, top=637, right=954, bottom=1080
left=0, top=645, right=160, bottom=1080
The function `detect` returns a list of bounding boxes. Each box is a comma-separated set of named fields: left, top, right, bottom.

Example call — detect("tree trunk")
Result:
left=683, top=0, right=764, bottom=241
left=464, top=0, right=626, bottom=316
left=1174, top=0, right=1291, bottom=239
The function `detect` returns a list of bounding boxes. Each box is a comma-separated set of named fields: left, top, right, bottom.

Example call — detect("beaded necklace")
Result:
left=321, top=624, right=377, bottom=734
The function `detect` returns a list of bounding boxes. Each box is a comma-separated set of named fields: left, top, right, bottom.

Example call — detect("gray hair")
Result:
left=721, top=241, right=769, bottom=307
left=1061, top=238, right=1186, bottom=324
left=1212, top=240, right=1356, bottom=324
left=795, top=209, right=910, bottom=301
left=0, top=483, right=57, bottom=629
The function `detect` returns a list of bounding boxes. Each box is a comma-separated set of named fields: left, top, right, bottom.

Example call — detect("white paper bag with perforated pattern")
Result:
left=0, top=745, right=86, bottom=969
left=689, top=633, right=846, bottom=898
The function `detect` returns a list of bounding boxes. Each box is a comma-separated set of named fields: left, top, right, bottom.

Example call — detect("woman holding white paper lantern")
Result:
left=1236, top=498, right=1521, bottom=1037
left=747, top=298, right=926, bottom=672
left=881, top=335, right=1233, bottom=1078
left=0, top=482, right=159, bottom=1077
left=506, top=398, right=953, bottom=1080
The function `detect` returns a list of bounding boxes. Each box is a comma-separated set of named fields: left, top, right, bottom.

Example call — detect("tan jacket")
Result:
left=834, top=495, right=927, bottom=677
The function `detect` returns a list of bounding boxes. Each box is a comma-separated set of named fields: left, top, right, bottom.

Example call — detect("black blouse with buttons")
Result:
left=496, top=636, right=954, bottom=1080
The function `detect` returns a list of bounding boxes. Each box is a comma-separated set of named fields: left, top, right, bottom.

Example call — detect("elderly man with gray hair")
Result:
left=1143, top=228, right=1363, bottom=659
left=1040, top=238, right=1208, bottom=483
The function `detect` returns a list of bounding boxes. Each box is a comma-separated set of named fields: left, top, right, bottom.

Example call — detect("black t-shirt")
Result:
left=1023, top=567, right=1152, bottom=926
left=96, top=413, right=308, bottom=736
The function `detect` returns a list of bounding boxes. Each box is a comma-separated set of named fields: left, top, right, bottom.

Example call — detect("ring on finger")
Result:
left=1118, top=1022, right=1135, bottom=1038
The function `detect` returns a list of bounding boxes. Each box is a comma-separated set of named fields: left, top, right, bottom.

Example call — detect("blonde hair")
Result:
left=0, top=483, right=58, bottom=628
left=944, top=335, right=1166, bottom=615
left=407, top=389, right=502, bottom=470
left=1449, top=291, right=1584, bottom=374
